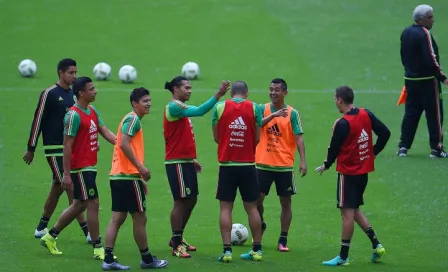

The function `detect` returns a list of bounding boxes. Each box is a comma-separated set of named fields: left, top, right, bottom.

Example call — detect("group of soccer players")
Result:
left=25, top=58, right=391, bottom=269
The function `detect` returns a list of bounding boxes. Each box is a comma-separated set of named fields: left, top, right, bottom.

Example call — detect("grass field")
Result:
left=1, top=0, right=448, bottom=271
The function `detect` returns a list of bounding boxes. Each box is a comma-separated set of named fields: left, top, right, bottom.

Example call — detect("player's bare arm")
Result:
left=98, top=125, right=117, bottom=145
left=62, top=135, right=75, bottom=191
left=120, top=133, right=150, bottom=181
left=295, top=134, right=307, bottom=177
left=261, top=108, right=288, bottom=127
left=255, top=125, right=261, bottom=145
left=212, top=125, right=219, bottom=144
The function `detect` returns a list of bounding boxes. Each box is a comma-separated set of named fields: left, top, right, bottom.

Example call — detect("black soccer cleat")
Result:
left=397, top=147, right=408, bottom=157
left=430, top=149, right=448, bottom=158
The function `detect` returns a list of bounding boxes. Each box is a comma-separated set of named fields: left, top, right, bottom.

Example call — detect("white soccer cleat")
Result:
left=34, top=228, right=48, bottom=238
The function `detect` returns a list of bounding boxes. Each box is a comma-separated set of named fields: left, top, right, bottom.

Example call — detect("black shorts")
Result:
left=166, top=163, right=199, bottom=200
left=46, top=156, right=63, bottom=184
left=216, top=165, right=259, bottom=203
left=72, top=171, right=98, bottom=201
left=110, top=180, right=146, bottom=213
left=336, top=173, right=368, bottom=209
left=257, top=169, right=296, bottom=197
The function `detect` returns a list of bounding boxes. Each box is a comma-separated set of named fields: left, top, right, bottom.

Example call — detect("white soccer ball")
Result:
left=181, top=61, right=200, bottom=80
left=93, top=62, right=111, bottom=80
left=231, top=223, right=249, bottom=246
left=118, top=65, right=137, bottom=83
left=18, top=59, right=37, bottom=77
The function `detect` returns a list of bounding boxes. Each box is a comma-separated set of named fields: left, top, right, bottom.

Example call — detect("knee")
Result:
left=279, top=197, right=291, bottom=210
left=132, top=213, right=147, bottom=225
left=86, top=198, right=100, bottom=210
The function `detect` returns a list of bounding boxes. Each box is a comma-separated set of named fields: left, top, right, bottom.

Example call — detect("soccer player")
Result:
left=23, top=58, right=91, bottom=241
left=40, top=77, right=117, bottom=260
left=102, top=87, right=168, bottom=270
left=315, top=86, right=391, bottom=266
left=164, top=76, right=230, bottom=258
left=255, top=78, right=307, bottom=252
left=212, top=81, right=263, bottom=263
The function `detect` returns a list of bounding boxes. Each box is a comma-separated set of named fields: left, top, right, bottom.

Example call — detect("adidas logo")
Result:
left=267, top=124, right=282, bottom=137
left=58, top=96, right=63, bottom=101
left=89, top=119, right=97, bottom=134
left=229, top=116, right=247, bottom=130
left=357, top=129, right=369, bottom=143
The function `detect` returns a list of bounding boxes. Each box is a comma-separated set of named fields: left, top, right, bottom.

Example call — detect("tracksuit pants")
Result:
left=399, top=78, right=444, bottom=151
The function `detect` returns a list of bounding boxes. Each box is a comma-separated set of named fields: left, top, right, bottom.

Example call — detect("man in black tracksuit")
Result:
left=398, top=4, right=448, bottom=158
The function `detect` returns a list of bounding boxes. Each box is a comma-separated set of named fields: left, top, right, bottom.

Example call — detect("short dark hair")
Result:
left=271, top=78, right=287, bottom=91
left=57, top=58, right=76, bottom=75
left=72, top=76, right=92, bottom=98
left=164, top=76, right=188, bottom=93
left=231, top=81, right=248, bottom=95
left=335, top=86, right=354, bottom=104
left=130, top=87, right=150, bottom=106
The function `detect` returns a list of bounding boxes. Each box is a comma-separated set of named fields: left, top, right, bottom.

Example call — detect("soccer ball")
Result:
left=93, top=62, right=111, bottom=80
left=231, top=223, right=248, bottom=246
left=181, top=61, right=200, bottom=80
left=18, top=59, right=37, bottom=77
left=119, top=65, right=137, bottom=83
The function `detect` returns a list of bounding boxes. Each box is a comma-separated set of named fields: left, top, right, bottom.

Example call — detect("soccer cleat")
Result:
left=322, top=255, right=350, bottom=266
left=181, top=238, right=196, bottom=251
left=371, top=244, right=386, bottom=263
left=102, top=261, right=130, bottom=270
left=240, top=250, right=262, bottom=261
left=218, top=251, right=232, bottom=263
left=172, top=245, right=191, bottom=258
left=40, top=233, right=62, bottom=255
left=35, top=228, right=48, bottom=238
left=140, top=257, right=169, bottom=269
left=94, top=247, right=117, bottom=261
left=430, top=149, right=448, bottom=158
left=169, top=238, right=196, bottom=251
left=397, top=147, right=407, bottom=157
left=278, top=243, right=289, bottom=252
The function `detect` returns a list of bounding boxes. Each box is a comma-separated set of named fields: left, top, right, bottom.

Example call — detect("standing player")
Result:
left=102, top=88, right=168, bottom=270
left=164, top=76, right=230, bottom=258
left=255, top=78, right=307, bottom=252
left=23, top=58, right=90, bottom=241
left=315, top=86, right=391, bottom=266
left=40, top=77, right=117, bottom=260
left=397, top=4, right=447, bottom=158
left=212, top=81, right=263, bottom=263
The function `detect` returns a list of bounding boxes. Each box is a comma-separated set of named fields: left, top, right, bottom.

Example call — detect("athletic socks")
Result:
left=223, top=244, right=232, bottom=253
left=37, top=216, right=50, bottom=231
left=105, top=247, right=114, bottom=264
left=365, top=227, right=380, bottom=248
left=278, top=231, right=288, bottom=245
left=140, top=247, right=154, bottom=264
left=340, top=239, right=351, bottom=260
left=49, top=227, right=60, bottom=238
left=79, top=221, right=89, bottom=237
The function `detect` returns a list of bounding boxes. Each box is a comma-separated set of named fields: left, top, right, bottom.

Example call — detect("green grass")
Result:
left=1, top=0, right=448, bottom=271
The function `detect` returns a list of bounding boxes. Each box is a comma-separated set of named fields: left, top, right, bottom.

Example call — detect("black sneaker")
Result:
left=397, top=147, right=408, bottom=157
left=430, top=149, right=448, bottom=158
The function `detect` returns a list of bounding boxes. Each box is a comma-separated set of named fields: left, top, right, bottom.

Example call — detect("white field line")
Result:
left=0, top=87, right=402, bottom=94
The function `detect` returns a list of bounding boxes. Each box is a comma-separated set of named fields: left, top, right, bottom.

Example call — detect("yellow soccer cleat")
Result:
left=40, top=233, right=62, bottom=255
